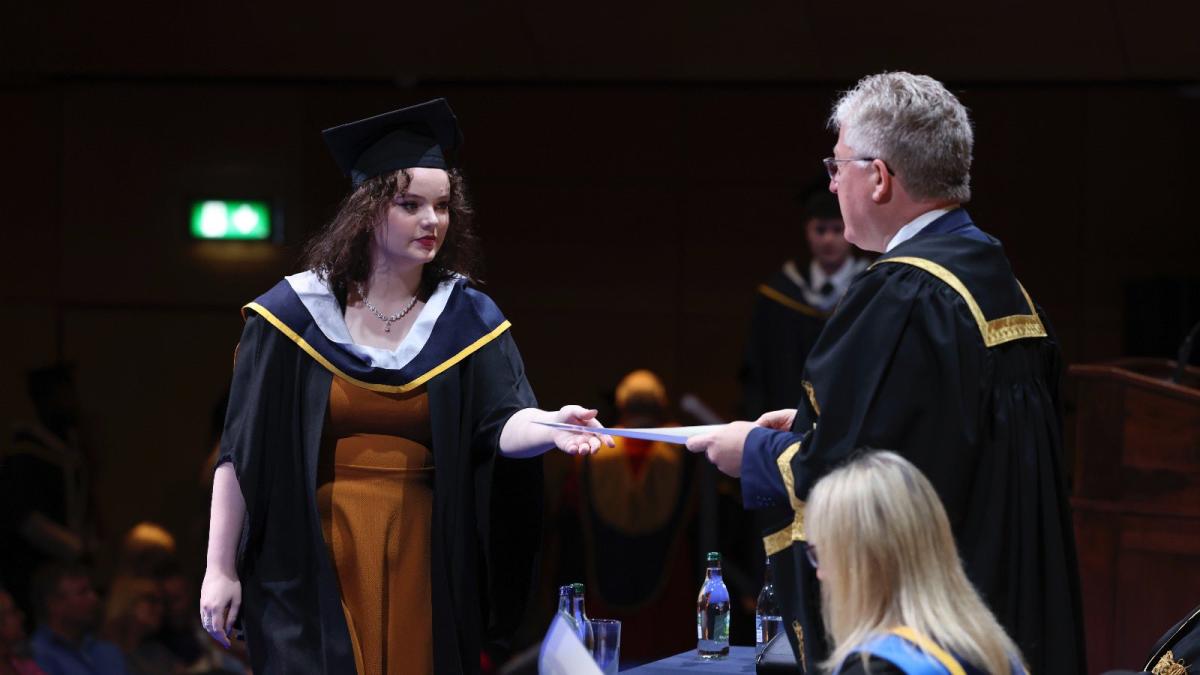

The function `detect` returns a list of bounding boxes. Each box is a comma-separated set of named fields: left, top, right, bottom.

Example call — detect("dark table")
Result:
left=621, top=646, right=757, bottom=673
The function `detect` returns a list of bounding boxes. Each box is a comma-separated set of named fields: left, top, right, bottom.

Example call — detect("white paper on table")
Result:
left=538, top=614, right=602, bottom=675
left=533, top=422, right=723, bottom=445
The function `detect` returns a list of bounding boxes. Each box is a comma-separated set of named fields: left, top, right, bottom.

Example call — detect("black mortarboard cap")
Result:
left=322, top=98, right=463, bottom=187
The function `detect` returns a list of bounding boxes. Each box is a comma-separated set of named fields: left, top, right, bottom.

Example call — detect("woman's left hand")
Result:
left=550, top=405, right=615, bottom=455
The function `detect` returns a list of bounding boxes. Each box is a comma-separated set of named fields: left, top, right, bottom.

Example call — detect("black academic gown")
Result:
left=219, top=275, right=542, bottom=674
left=739, top=268, right=832, bottom=420
left=740, top=209, right=1086, bottom=674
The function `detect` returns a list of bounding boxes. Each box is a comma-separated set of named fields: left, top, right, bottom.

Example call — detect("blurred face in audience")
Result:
left=131, top=588, right=165, bottom=632
left=52, top=575, right=100, bottom=630
left=160, top=576, right=192, bottom=629
left=805, top=217, right=851, bottom=272
left=0, top=591, right=27, bottom=646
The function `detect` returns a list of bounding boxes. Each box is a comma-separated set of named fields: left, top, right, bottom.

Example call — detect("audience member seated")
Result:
left=0, top=587, right=46, bottom=675
left=0, top=365, right=98, bottom=623
left=156, top=567, right=246, bottom=674
left=29, top=563, right=127, bottom=675
left=100, top=578, right=181, bottom=675
left=805, top=451, right=1024, bottom=675
left=113, top=525, right=176, bottom=580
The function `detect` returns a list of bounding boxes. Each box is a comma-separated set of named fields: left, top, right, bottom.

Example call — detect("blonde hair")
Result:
left=806, top=451, right=1023, bottom=674
left=614, top=369, right=668, bottom=410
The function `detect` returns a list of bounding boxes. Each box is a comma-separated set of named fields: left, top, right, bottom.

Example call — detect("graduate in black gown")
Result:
left=739, top=188, right=868, bottom=420
left=688, top=73, right=1085, bottom=674
left=198, top=99, right=614, bottom=675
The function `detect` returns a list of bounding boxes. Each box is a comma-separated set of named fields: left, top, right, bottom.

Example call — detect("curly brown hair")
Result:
left=300, top=169, right=482, bottom=304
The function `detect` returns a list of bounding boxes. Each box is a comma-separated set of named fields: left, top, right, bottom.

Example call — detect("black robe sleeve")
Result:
left=216, top=313, right=352, bottom=673
left=464, top=332, right=543, bottom=661
left=217, top=313, right=280, bottom=573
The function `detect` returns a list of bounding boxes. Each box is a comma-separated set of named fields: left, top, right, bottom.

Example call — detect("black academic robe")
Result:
left=219, top=276, right=542, bottom=674
left=739, top=268, right=831, bottom=420
left=1142, top=604, right=1200, bottom=674
left=741, top=209, right=1086, bottom=674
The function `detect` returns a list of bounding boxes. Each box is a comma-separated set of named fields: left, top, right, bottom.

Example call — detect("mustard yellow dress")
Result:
left=316, top=376, right=434, bottom=675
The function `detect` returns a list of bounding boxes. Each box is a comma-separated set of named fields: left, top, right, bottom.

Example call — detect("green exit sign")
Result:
left=190, top=200, right=273, bottom=240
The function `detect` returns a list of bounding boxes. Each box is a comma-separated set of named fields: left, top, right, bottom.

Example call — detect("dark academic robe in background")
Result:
left=219, top=277, right=542, bottom=674
left=739, top=269, right=832, bottom=420
left=740, top=209, right=1086, bottom=674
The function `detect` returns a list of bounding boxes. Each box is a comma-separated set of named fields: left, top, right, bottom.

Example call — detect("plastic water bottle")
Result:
left=696, top=551, right=730, bottom=659
left=755, top=557, right=783, bottom=655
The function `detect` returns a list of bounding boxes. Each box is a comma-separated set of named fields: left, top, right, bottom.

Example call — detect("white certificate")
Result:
left=534, top=422, right=722, bottom=445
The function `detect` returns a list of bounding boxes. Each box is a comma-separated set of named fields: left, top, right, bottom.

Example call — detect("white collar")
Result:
left=284, top=270, right=459, bottom=371
left=885, top=208, right=954, bottom=253
left=782, top=256, right=868, bottom=311
left=809, top=257, right=860, bottom=295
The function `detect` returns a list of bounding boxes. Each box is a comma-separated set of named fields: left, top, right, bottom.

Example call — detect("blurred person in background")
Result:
left=100, top=578, right=181, bottom=675
left=155, top=567, right=246, bottom=675
left=740, top=187, right=867, bottom=420
left=0, top=587, right=46, bottom=675
left=547, top=370, right=700, bottom=663
left=29, top=563, right=126, bottom=675
left=806, top=451, right=1024, bottom=674
left=113, top=525, right=176, bottom=581
left=0, top=366, right=100, bottom=624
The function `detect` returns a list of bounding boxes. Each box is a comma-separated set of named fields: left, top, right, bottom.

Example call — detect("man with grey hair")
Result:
left=688, top=72, right=1085, bottom=673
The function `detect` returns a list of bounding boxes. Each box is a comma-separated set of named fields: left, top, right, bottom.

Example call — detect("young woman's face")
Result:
left=374, top=167, right=450, bottom=268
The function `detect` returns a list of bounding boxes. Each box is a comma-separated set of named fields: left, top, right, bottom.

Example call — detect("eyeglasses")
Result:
left=822, top=157, right=896, bottom=180
left=804, top=543, right=819, bottom=569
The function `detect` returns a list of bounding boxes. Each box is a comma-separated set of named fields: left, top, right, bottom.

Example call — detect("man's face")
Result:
left=804, top=217, right=851, bottom=271
left=52, top=576, right=100, bottom=630
left=829, top=127, right=880, bottom=251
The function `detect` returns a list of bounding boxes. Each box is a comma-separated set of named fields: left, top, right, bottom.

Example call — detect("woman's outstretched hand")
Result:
left=550, top=405, right=616, bottom=455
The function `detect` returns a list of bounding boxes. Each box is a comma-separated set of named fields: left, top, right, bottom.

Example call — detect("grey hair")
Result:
left=829, top=72, right=974, bottom=203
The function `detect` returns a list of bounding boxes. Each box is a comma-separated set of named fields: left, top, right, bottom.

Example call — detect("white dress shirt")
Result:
left=885, top=208, right=954, bottom=253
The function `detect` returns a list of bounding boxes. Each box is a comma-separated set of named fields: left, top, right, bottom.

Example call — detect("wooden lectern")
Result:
left=1068, top=358, right=1200, bottom=672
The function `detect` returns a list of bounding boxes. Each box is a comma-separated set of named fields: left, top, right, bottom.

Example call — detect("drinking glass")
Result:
left=587, top=619, right=621, bottom=675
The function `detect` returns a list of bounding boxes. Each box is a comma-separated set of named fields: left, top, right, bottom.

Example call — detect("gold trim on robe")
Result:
left=870, top=257, right=1047, bottom=347
left=763, top=442, right=807, bottom=556
left=757, top=285, right=831, bottom=318
left=243, top=301, right=511, bottom=394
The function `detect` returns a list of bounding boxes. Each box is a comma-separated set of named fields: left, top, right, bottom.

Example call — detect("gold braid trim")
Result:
left=802, top=380, right=820, bottom=416
left=1153, top=651, right=1187, bottom=675
left=761, top=442, right=808, bottom=556
left=792, top=620, right=807, bottom=672
left=870, top=257, right=1047, bottom=347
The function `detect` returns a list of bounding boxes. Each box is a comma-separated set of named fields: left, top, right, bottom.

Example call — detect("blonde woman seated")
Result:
left=806, top=451, right=1026, bottom=675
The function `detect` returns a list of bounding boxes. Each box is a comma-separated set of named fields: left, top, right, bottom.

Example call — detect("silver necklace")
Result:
left=357, top=284, right=418, bottom=333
